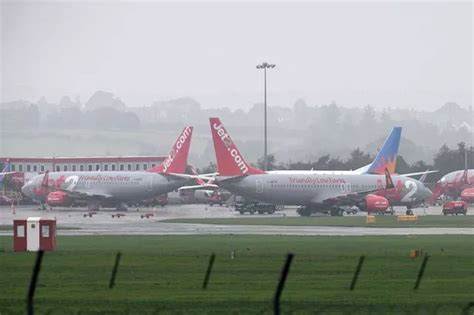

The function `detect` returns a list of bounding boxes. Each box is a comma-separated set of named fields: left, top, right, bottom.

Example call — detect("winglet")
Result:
left=419, top=169, right=429, bottom=183
left=365, top=127, right=402, bottom=175
left=384, top=168, right=395, bottom=189
left=209, top=117, right=265, bottom=176
left=146, top=127, right=193, bottom=174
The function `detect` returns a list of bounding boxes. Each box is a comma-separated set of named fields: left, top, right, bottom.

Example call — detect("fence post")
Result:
left=27, top=250, right=44, bottom=315
left=462, top=302, right=474, bottom=315
left=202, top=253, right=216, bottom=289
left=273, top=253, right=294, bottom=315
left=414, top=255, right=429, bottom=290
left=109, top=252, right=122, bottom=289
left=350, top=256, right=365, bottom=290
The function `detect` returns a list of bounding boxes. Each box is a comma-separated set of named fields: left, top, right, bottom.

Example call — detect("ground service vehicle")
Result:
left=234, top=196, right=279, bottom=214
left=209, top=191, right=223, bottom=206
left=442, top=200, right=467, bottom=215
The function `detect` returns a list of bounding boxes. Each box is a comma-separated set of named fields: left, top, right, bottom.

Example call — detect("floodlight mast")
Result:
left=256, top=62, right=276, bottom=171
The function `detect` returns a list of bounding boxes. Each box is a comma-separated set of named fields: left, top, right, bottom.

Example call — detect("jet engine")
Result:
left=461, top=188, right=474, bottom=203
left=46, top=191, right=72, bottom=207
left=360, top=194, right=390, bottom=212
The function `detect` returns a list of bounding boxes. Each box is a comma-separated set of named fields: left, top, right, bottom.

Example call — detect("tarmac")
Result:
left=1, top=204, right=473, bottom=236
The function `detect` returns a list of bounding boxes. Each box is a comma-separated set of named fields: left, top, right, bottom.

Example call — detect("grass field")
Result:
left=162, top=215, right=474, bottom=228
left=1, top=235, right=473, bottom=314
left=0, top=225, right=80, bottom=231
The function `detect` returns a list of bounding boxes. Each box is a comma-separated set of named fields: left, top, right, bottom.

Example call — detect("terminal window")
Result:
left=88, top=165, right=93, bottom=171
left=96, top=164, right=100, bottom=171
left=33, top=165, right=37, bottom=172
left=40, top=165, right=45, bottom=172
left=104, top=165, right=109, bottom=171
left=26, top=165, right=31, bottom=172
left=56, top=166, right=60, bottom=171
left=135, top=164, right=140, bottom=171
left=127, top=164, right=132, bottom=171
left=11, top=165, right=16, bottom=171
left=111, top=165, right=116, bottom=171
left=143, top=164, right=148, bottom=170
left=80, top=165, right=84, bottom=171
left=18, top=165, right=23, bottom=172
left=72, top=165, right=76, bottom=171
left=63, top=165, right=68, bottom=171
left=120, top=164, right=125, bottom=171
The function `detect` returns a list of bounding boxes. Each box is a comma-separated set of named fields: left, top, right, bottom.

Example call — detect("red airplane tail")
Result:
left=147, top=127, right=193, bottom=174
left=209, top=117, right=265, bottom=176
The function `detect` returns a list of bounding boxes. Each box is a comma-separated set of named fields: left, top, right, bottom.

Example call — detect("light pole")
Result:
left=256, top=62, right=276, bottom=171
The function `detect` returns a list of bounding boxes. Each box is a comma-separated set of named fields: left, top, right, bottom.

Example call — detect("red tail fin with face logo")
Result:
left=209, top=118, right=265, bottom=176
left=146, top=127, right=193, bottom=174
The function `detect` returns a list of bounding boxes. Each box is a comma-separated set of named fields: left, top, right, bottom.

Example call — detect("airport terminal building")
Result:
left=0, top=156, right=165, bottom=173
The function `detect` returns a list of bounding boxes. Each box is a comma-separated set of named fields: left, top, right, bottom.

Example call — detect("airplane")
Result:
left=208, top=117, right=432, bottom=216
left=21, top=127, right=195, bottom=211
left=429, top=149, right=474, bottom=204
left=430, top=169, right=474, bottom=203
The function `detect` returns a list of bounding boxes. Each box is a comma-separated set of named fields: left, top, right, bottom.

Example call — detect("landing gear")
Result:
left=406, top=206, right=414, bottom=216
left=116, top=202, right=128, bottom=212
left=87, top=200, right=101, bottom=211
left=389, top=206, right=395, bottom=216
left=330, top=208, right=344, bottom=217
left=296, top=206, right=313, bottom=216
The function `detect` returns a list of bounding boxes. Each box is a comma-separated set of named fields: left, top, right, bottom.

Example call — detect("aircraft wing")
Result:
left=399, top=170, right=438, bottom=178
left=163, top=173, right=216, bottom=182
left=56, top=188, right=113, bottom=200
left=0, top=171, right=16, bottom=176
left=179, top=184, right=219, bottom=191
left=319, top=187, right=385, bottom=206
left=318, top=169, right=395, bottom=205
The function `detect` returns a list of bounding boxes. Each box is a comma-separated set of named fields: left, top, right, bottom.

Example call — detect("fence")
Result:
left=20, top=250, right=473, bottom=315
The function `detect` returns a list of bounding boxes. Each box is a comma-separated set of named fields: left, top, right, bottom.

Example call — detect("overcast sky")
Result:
left=1, top=1, right=472, bottom=110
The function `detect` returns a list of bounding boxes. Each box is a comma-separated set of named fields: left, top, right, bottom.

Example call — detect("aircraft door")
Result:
left=256, top=180, right=264, bottom=193
left=146, top=177, right=153, bottom=192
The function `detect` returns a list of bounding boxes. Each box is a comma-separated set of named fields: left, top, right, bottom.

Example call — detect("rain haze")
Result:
left=0, top=1, right=472, bottom=169
left=1, top=1, right=472, bottom=109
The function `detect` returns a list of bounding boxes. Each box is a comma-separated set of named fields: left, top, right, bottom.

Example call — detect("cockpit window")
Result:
left=440, top=176, right=446, bottom=182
